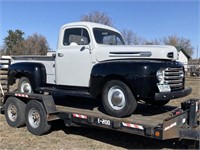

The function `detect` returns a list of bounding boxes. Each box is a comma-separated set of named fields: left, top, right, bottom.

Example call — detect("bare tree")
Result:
left=145, top=39, right=161, bottom=45
left=81, top=11, right=113, bottom=26
left=23, top=33, right=49, bottom=55
left=121, top=29, right=146, bottom=45
left=3, top=30, right=49, bottom=55
left=161, top=34, right=193, bottom=56
left=0, top=47, right=3, bottom=56
left=121, top=29, right=134, bottom=45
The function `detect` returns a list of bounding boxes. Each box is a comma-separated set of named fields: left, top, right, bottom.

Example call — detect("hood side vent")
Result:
left=167, top=52, right=174, bottom=59
left=109, top=51, right=152, bottom=57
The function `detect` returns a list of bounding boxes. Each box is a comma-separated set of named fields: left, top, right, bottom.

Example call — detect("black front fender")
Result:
left=8, top=62, right=46, bottom=92
left=89, top=60, right=151, bottom=98
left=89, top=60, right=184, bottom=100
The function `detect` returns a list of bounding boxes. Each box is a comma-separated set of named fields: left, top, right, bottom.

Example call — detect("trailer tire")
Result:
left=102, top=80, right=137, bottom=117
left=18, top=77, right=32, bottom=94
left=25, top=100, right=51, bottom=135
left=4, top=97, right=26, bottom=128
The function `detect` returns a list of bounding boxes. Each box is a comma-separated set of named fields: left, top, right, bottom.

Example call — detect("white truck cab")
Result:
left=56, top=22, right=177, bottom=87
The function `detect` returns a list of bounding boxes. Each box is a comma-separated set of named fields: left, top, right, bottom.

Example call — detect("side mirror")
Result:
left=52, top=53, right=56, bottom=58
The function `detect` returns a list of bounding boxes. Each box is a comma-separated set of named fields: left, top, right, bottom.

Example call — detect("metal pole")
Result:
left=0, top=83, right=4, bottom=96
left=0, top=64, right=4, bottom=96
left=197, top=46, right=199, bottom=67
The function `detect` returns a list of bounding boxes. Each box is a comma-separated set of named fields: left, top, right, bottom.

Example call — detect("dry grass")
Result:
left=0, top=77, right=199, bottom=150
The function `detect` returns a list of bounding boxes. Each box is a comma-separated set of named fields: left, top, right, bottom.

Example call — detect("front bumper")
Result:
left=154, top=87, right=192, bottom=101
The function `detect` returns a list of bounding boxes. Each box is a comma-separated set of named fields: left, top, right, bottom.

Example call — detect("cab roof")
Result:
left=61, top=21, right=120, bottom=33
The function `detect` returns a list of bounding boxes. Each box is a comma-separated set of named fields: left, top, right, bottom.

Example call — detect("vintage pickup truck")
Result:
left=8, top=22, right=192, bottom=117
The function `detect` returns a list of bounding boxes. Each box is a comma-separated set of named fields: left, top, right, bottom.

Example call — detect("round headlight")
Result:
left=156, top=68, right=165, bottom=83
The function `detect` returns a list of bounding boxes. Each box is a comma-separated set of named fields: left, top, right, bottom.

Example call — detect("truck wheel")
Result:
left=4, top=97, right=26, bottom=128
left=18, top=77, right=32, bottom=94
left=25, top=100, right=51, bottom=135
left=102, top=80, right=137, bottom=117
left=147, top=100, right=170, bottom=106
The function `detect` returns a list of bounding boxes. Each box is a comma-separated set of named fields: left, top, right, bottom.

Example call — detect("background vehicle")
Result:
left=190, top=65, right=200, bottom=76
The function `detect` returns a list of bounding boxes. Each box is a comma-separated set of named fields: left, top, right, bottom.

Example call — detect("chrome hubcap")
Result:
left=108, top=86, right=126, bottom=110
left=28, top=108, right=40, bottom=128
left=7, top=104, right=17, bottom=122
left=21, top=82, right=31, bottom=93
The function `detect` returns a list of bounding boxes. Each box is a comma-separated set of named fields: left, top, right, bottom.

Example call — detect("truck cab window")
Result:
left=63, top=28, right=90, bottom=46
left=93, top=28, right=125, bottom=45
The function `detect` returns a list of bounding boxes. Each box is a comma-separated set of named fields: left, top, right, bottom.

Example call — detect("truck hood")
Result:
left=95, top=45, right=178, bottom=62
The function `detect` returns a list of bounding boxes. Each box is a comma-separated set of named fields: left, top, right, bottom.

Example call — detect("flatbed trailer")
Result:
left=2, top=92, right=200, bottom=141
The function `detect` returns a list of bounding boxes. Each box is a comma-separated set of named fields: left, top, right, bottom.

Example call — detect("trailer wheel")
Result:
left=102, top=80, right=137, bottom=117
left=4, top=97, right=26, bottom=128
left=18, top=77, right=32, bottom=94
left=25, top=100, right=51, bottom=135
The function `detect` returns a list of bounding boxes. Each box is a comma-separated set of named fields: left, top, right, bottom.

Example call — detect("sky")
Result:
left=0, top=0, right=199, bottom=58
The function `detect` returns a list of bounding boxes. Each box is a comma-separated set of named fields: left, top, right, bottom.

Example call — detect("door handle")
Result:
left=80, top=46, right=92, bottom=54
left=58, top=53, right=64, bottom=57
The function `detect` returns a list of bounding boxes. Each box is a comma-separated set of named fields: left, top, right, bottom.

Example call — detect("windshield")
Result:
left=93, top=28, right=125, bottom=45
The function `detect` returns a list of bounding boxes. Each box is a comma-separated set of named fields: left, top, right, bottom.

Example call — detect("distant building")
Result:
left=188, top=59, right=200, bottom=70
left=188, top=59, right=200, bottom=65
left=176, top=47, right=191, bottom=71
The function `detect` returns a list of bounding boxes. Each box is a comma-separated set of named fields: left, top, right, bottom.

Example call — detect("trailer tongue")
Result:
left=2, top=92, right=199, bottom=141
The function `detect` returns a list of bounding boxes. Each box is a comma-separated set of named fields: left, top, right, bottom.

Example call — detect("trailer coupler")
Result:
left=181, top=99, right=200, bottom=127
left=179, top=99, right=200, bottom=140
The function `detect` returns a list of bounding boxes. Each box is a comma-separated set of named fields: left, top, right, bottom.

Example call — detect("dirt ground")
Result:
left=0, top=77, right=199, bottom=150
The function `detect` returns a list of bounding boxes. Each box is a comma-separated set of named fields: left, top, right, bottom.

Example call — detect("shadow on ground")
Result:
left=50, top=120, right=199, bottom=149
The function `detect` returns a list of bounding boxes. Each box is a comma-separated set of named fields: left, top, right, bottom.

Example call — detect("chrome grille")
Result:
left=164, top=68, right=184, bottom=90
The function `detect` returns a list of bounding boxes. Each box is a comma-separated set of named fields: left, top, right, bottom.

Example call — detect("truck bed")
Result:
left=11, top=56, right=55, bottom=84
left=11, top=56, right=55, bottom=61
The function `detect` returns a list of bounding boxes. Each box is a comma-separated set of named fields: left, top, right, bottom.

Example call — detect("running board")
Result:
left=39, top=87, right=92, bottom=98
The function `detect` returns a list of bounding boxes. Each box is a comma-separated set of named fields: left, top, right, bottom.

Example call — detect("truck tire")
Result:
left=102, top=80, right=137, bottom=117
left=18, top=77, right=32, bottom=94
left=25, top=100, right=51, bottom=135
left=4, top=97, right=26, bottom=128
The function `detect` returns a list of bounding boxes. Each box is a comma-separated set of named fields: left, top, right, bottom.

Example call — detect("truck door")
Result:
left=55, top=27, right=92, bottom=87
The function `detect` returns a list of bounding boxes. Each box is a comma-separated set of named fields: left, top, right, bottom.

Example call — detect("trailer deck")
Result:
left=2, top=92, right=200, bottom=141
left=54, top=98, right=177, bottom=127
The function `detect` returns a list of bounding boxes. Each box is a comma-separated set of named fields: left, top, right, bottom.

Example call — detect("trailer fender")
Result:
left=36, top=95, right=58, bottom=114
left=3, top=93, right=57, bottom=115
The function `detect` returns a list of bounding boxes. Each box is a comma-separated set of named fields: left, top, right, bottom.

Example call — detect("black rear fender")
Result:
left=8, top=62, right=46, bottom=92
